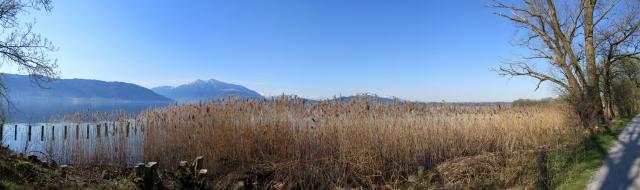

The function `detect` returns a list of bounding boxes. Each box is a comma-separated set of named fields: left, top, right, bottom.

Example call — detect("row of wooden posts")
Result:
left=0, top=122, right=142, bottom=142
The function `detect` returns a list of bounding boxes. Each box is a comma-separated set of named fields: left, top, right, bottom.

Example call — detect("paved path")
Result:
left=588, top=116, right=640, bottom=190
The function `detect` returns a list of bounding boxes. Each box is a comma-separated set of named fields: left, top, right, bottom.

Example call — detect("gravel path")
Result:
left=588, top=116, right=640, bottom=190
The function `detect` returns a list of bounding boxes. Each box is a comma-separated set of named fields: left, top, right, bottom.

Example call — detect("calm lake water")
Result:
left=0, top=121, right=144, bottom=166
left=4, top=100, right=171, bottom=123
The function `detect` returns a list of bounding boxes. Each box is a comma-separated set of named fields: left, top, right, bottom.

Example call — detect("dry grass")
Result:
left=138, top=96, right=577, bottom=188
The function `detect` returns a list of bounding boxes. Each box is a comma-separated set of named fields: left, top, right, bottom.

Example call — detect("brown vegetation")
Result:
left=138, top=96, right=576, bottom=188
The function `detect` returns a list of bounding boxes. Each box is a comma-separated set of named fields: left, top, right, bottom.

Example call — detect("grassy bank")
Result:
left=0, top=146, right=136, bottom=190
left=2, top=97, right=599, bottom=189
left=548, top=117, right=631, bottom=189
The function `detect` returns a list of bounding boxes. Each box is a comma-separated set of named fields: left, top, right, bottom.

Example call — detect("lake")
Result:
left=0, top=121, right=144, bottom=166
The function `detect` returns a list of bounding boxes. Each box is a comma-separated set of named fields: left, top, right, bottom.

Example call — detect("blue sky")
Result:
left=12, top=0, right=554, bottom=102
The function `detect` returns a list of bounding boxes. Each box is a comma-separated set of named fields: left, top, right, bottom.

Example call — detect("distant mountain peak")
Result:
left=152, top=79, right=262, bottom=103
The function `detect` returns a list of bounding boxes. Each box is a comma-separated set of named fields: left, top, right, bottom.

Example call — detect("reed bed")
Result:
left=140, top=96, right=576, bottom=188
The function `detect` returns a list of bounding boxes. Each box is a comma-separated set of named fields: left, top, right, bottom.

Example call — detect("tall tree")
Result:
left=597, top=1, right=640, bottom=119
left=492, top=0, right=640, bottom=130
left=0, top=0, right=57, bottom=115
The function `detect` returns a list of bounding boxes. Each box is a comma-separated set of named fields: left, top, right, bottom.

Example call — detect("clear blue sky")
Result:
left=14, top=0, right=554, bottom=102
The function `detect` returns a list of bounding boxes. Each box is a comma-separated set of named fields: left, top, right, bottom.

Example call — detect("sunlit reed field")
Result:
left=138, top=96, right=576, bottom=188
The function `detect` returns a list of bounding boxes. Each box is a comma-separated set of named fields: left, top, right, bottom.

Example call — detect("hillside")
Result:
left=2, top=74, right=172, bottom=102
left=152, top=79, right=262, bottom=103
left=0, top=74, right=173, bottom=122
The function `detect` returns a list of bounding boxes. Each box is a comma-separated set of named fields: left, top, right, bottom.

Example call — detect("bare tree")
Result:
left=492, top=0, right=640, bottom=130
left=597, top=1, right=640, bottom=119
left=610, top=56, right=640, bottom=116
left=613, top=56, right=640, bottom=88
left=0, top=0, right=58, bottom=118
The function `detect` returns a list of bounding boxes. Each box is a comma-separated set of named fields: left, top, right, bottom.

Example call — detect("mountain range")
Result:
left=151, top=79, right=262, bottom=103
left=0, top=74, right=174, bottom=122
left=0, top=74, right=406, bottom=122
left=2, top=74, right=171, bottom=102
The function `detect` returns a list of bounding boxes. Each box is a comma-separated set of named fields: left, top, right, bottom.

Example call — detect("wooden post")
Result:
left=97, top=124, right=101, bottom=138
left=126, top=122, right=130, bottom=137
left=86, top=124, right=90, bottom=139
left=104, top=123, right=108, bottom=137
left=64, top=126, right=67, bottom=140
left=51, top=125, right=55, bottom=141
left=27, top=125, right=31, bottom=141
left=179, top=161, right=189, bottom=168
left=75, top=125, right=79, bottom=139
left=14, top=125, right=17, bottom=141
left=60, top=165, right=68, bottom=178
left=194, top=156, right=204, bottom=173
left=144, top=162, right=159, bottom=189
left=40, top=125, right=44, bottom=141
left=197, top=169, right=208, bottom=189
left=134, top=163, right=145, bottom=177
left=176, top=161, right=192, bottom=189
left=197, top=169, right=208, bottom=180
left=113, top=122, right=117, bottom=134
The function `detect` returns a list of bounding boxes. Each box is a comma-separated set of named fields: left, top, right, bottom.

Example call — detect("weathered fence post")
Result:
left=64, top=126, right=67, bottom=140
left=14, top=125, right=17, bottom=141
left=144, top=162, right=159, bottom=189
left=40, top=126, right=44, bottom=141
left=194, top=156, right=204, bottom=173
left=134, top=163, right=145, bottom=177
left=51, top=125, right=55, bottom=141
left=104, top=123, right=108, bottom=137
left=97, top=124, right=101, bottom=138
left=126, top=122, right=130, bottom=137
left=60, top=165, right=68, bottom=178
left=86, top=124, right=90, bottom=139
left=75, top=125, right=79, bottom=140
left=179, top=161, right=189, bottom=170
left=27, top=125, right=32, bottom=141
left=176, top=161, right=194, bottom=189
left=197, top=169, right=208, bottom=189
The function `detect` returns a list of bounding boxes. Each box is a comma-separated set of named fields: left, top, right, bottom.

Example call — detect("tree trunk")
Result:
left=603, top=65, right=616, bottom=120
left=583, top=0, right=607, bottom=127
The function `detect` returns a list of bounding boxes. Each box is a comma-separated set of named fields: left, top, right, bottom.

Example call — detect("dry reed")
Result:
left=140, top=96, right=576, bottom=188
